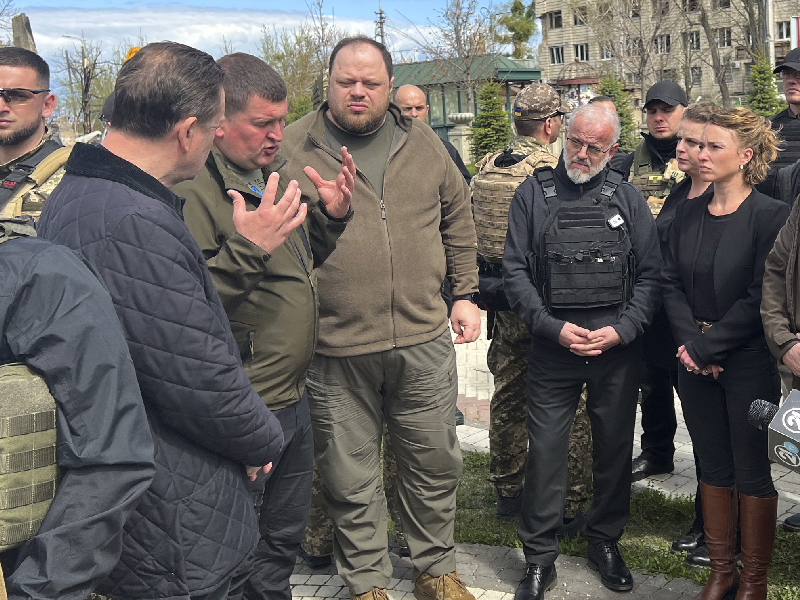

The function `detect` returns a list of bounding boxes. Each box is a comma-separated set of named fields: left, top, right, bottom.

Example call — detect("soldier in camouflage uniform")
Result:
left=0, top=48, right=69, bottom=221
left=619, top=81, right=688, bottom=484
left=472, top=83, right=592, bottom=524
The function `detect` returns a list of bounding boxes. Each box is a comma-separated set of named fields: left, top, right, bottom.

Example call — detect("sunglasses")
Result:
left=566, top=136, right=612, bottom=159
left=0, top=87, right=50, bottom=106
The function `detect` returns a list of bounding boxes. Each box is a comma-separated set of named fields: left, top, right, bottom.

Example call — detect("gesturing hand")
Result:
left=303, top=146, right=355, bottom=219
left=230, top=172, right=306, bottom=254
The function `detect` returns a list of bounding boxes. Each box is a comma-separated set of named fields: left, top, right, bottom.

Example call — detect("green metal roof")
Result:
left=392, top=54, right=541, bottom=88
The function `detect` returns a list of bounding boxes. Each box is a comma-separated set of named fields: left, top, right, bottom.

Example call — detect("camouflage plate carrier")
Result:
left=628, top=141, right=685, bottom=218
left=0, top=218, right=58, bottom=553
left=472, top=138, right=558, bottom=263
left=0, top=140, right=71, bottom=221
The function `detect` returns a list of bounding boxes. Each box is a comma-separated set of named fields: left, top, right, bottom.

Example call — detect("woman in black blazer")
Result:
left=662, top=107, right=788, bottom=600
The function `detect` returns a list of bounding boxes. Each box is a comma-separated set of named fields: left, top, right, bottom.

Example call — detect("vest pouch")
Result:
left=0, top=364, right=58, bottom=551
left=546, top=251, right=626, bottom=308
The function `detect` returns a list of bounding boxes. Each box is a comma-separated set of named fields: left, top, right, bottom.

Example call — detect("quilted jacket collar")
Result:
left=66, top=142, right=185, bottom=217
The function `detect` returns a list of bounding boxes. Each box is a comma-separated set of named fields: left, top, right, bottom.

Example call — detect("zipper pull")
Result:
left=380, top=200, right=386, bottom=220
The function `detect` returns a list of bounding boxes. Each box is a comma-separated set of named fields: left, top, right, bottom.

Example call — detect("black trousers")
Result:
left=679, top=347, right=779, bottom=498
left=230, top=394, right=314, bottom=600
left=519, top=341, right=641, bottom=565
left=639, top=362, right=678, bottom=464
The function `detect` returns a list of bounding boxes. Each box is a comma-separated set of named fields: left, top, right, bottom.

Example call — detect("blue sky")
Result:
left=17, top=0, right=457, bottom=66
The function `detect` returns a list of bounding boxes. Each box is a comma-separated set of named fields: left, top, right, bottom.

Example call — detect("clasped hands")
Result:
left=676, top=344, right=724, bottom=379
left=558, top=323, right=622, bottom=356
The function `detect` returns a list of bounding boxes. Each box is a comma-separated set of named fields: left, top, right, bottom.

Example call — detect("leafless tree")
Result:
left=390, top=0, right=498, bottom=104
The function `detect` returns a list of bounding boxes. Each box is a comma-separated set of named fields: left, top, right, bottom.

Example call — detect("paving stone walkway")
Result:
left=291, top=315, right=799, bottom=599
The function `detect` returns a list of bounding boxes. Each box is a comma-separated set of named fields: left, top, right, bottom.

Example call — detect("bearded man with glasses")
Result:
left=0, top=47, right=69, bottom=221
left=503, top=104, right=661, bottom=600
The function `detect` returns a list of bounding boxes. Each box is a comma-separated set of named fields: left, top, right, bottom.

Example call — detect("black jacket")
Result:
left=758, top=108, right=800, bottom=198
left=1, top=233, right=155, bottom=600
left=662, top=188, right=789, bottom=370
left=502, top=158, right=662, bottom=360
left=36, top=143, right=284, bottom=600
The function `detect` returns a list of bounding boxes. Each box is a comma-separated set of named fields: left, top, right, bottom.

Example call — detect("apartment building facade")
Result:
left=537, top=0, right=798, bottom=111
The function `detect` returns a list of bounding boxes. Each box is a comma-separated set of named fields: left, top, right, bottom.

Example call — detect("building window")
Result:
left=777, top=21, right=791, bottom=41
left=550, top=46, right=565, bottom=64
left=715, top=27, right=732, bottom=47
left=574, top=43, right=590, bottom=61
left=683, top=31, right=701, bottom=50
left=682, top=0, right=699, bottom=11
left=713, top=0, right=731, bottom=7
left=652, top=0, right=670, bottom=15
left=574, top=7, right=588, bottom=26
left=629, top=0, right=641, bottom=18
left=626, top=37, right=643, bottom=55
left=600, top=45, right=614, bottom=60
left=691, top=66, right=702, bottom=85
left=654, top=34, right=671, bottom=54
left=660, top=68, right=678, bottom=81
left=548, top=11, right=562, bottom=29
left=626, top=72, right=642, bottom=85
left=718, top=64, right=733, bottom=83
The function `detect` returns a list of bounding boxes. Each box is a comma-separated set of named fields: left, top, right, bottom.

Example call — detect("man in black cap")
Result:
left=623, top=80, right=687, bottom=484
left=758, top=48, right=800, bottom=199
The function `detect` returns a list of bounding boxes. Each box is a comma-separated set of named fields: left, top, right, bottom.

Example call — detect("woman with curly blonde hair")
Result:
left=662, top=107, right=787, bottom=600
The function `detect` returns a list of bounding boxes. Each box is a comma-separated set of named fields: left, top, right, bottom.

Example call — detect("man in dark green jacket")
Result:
left=174, top=53, right=354, bottom=600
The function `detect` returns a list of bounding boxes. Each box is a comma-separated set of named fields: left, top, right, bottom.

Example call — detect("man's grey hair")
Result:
left=568, top=104, right=621, bottom=145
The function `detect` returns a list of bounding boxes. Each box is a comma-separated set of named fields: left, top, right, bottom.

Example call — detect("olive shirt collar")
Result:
left=0, top=128, right=56, bottom=179
left=207, top=146, right=286, bottom=199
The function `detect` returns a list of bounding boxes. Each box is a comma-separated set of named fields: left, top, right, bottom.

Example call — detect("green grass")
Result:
left=452, top=451, right=800, bottom=599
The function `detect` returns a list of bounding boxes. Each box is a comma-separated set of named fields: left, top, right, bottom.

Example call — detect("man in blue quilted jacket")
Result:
left=37, top=42, right=288, bottom=600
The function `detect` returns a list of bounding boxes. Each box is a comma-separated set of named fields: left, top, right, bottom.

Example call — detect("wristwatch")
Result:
left=454, top=292, right=481, bottom=304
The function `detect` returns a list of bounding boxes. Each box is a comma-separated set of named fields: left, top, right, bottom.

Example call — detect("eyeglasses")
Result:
left=565, top=136, right=612, bottom=158
left=0, top=87, right=50, bottom=106
left=780, top=68, right=800, bottom=81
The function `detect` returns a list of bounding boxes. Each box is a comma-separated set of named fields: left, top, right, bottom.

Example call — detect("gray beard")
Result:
left=0, top=120, right=41, bottom=148
left=563, top=146, right=610, bottom=184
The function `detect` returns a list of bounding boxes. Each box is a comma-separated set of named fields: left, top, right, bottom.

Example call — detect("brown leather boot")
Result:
left=734, top=493, right=778, bottom=600
left=351, top=588, right=389, bottom=600
left=693, top=482, right=740, bottom=600
left=414, top=571, right=476, bottom=600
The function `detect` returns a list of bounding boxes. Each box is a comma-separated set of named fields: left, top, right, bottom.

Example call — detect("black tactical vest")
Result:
left=534, top=167, right=634, bottom=309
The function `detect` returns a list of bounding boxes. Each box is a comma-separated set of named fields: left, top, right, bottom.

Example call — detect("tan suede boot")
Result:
left=351, top=588, right=389, bottom=600
left=414, top=571, right=476, bottom=600
left=734, top=493, right=778, bottom=600
left=694, top=482, right=740, bottom=600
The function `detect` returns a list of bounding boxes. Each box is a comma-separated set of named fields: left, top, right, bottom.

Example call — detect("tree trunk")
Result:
left=699, top=3, right=732, bottom=107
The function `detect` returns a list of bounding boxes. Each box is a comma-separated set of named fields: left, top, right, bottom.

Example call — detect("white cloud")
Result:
left=21, top=5, right=430, bottom=66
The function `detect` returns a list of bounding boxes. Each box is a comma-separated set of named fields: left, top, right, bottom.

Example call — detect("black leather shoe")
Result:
left=297, top=547, right=333, bottom=569
left=783, top=512, right=800, bottom=532
left=671, top=528, right=704, bottom=552
left=514, top=563, right=557, bottom=600
left=496, top=493, right=523, bottom=519
left=684, top=543, right=710, bottom=569
left=631, top=454, right=674, bottom=482
left=587, top=541, right=633, bottom=591
left=455, top=407, right=465, bottom=426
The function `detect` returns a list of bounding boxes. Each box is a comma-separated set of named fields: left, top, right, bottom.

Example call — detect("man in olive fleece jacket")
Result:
left=280, top=36, right=480, bottom=600
left=174, top=53, right=354, bottom=600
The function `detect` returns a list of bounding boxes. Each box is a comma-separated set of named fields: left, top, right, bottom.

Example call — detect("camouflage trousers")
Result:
left=302, top=424, right=404, bottom=557
left=487, top=310, right=593, bottom=517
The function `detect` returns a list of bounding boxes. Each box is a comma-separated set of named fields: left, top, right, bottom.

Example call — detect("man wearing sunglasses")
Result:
left=0, top=47, right=67, bottom=221
left=503, top=103, right=661, bottom=599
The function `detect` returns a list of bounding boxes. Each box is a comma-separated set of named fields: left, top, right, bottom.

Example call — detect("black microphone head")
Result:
left=748, top=399, right=780, bottom=431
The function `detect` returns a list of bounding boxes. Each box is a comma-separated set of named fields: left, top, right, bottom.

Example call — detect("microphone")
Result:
left=748, top=399, right=780, bottom=431
left=757, top=390, right=800, bottom=473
